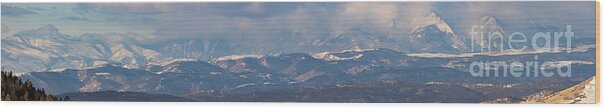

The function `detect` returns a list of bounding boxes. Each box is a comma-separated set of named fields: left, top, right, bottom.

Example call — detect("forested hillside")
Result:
left=1, top=71, right=68, bottom=101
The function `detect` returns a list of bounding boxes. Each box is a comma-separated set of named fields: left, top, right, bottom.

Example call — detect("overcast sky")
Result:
left=1, top=2, right=596, bottom=42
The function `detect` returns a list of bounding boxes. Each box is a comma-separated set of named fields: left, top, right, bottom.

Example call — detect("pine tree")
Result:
left=4, top=94, right=12, bottom=101
left=1, top=71, right=69, bottom=101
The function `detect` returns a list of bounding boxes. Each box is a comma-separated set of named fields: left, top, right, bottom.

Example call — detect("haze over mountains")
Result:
left=1, top=13, right=596, bottom=72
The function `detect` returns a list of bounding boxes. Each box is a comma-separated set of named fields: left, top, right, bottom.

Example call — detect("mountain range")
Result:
left=2, top=12, right=596, bottom=73
left=0, top=9, right=597, bottom=103
left=12, top=45, right=596, bottom=102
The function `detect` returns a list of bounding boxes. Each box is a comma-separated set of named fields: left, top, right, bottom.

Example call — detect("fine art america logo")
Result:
left=468, top=25, right=574, bottom=77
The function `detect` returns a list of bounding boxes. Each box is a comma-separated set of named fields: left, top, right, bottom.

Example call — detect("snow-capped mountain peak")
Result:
left=473, top=15, right=508, bottom=50
left=1, top=26, right=170, bottom=72
left=481, top=15, right=506, bottom=35
left=413, top=12, right=455, bottom=34
left=408, top=12, right=467, bottom=53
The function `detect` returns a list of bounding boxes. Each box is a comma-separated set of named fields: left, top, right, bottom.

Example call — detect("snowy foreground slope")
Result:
left=522, top=76, right=596, bottom=104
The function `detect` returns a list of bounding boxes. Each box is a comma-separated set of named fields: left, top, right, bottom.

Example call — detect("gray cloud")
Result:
left=4, top=2, right=596, bottom=45
left=1, top=23, right=9, bottom=34
left=73, top=3, right=95, bottom=14
left=73, top=3, right=167, bottom=14
left=61, top=16, right=91, bottom=21
left=1, top=4, right=37, bottom=17
left=205, top=3, right=303, bottom=18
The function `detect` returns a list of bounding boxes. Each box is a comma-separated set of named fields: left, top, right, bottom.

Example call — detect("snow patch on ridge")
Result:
left=312, top=52, right=364, bottom=61
left=311, top=48, right=378, bottom=61
left=214, top=55, right=264, bottom=61
left=160, top=58, right=197, bottom=65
